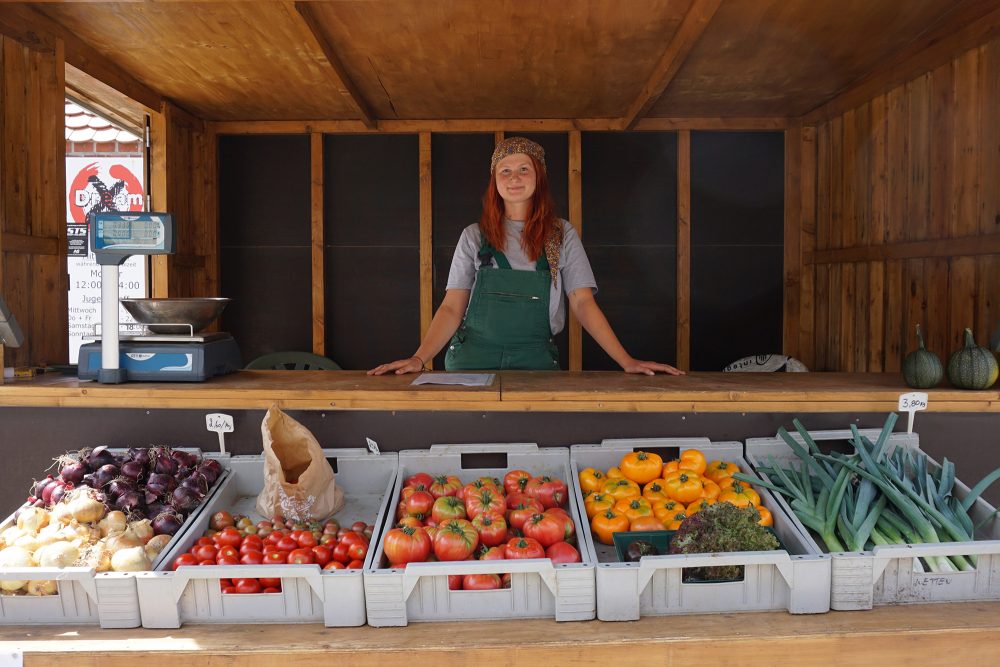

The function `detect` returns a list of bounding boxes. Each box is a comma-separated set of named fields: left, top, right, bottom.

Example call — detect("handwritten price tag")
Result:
left=206, top=413, right=234, bottom=453
left=898, top=392, right=928, bottom=434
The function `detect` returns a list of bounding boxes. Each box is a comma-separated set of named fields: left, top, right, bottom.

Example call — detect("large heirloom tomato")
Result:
left=620, top=451, right=663, bottom=484
left=543, top=508, right=575, bottom=541
left=403, top=490, right=435, bottom=520
left=433, top=519, right=480, bottom=561
left=503, top=470, right=532, bottom=495
left=521, top=513, right=565, bottom=548
left=431, top=495, right=468, bottom=523
left=523, top=476, right=567, bottom=509
left=504, top=536, right=545, bottom=560
left=471, top=512, right=508, bottom=547
left=545, top=541, right=581, bottom=564
left=383, top=526, right=432, bottom=566
left=462, top=574, right=502, bottom=590
left=507, top=497, right=544, bottom=531
left=465, top=487, right=506, bottom=520
left=428, top=475, right=463, bottom=499
left=404, top=472, right=434, bottom=492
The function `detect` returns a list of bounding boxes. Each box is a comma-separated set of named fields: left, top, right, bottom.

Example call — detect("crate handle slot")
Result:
left=460, top=452, right=508, bottom=470
left=164, top=564, right=325, bottom=601
left=0, top=566, right=99, bottom=602
left=401, top=558, right=557, bottom=598
left=636, top=551, right=795, bottom=591
left=870, top=540, right=1000, bottom=580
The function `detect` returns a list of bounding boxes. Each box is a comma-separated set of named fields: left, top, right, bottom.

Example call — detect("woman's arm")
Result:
left=567, top=287, right=683, bottom=376
left=367, top=289, right=471, bottom=375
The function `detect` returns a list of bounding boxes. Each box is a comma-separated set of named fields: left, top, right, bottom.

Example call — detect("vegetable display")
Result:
left=578, top=448, right=773, bottom=547
left=0, top=446, right=222, bottom=595
left=667, top=502, right=779, bottom=581
left=383, top=468, right=580, bottom=590
left=735, top=414, right=1000, bottom=573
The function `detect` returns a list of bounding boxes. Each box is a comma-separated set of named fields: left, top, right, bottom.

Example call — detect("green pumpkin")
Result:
left=947, top=328, right=999, bottom=390
left=902, top=324, right=943, bottom=389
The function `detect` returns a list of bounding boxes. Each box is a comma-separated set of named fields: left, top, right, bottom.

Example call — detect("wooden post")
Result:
left=419, top=132, right=433, bottom=365
left=676, top=130, right=691, bottom=371
left=568, top=130, right=583, bottom=371
left=310, top=131, right=325, bottom=356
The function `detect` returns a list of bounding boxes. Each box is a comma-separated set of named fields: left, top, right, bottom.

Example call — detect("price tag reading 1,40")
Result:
left=206, top=412, right=234, bottom=454
left=898, top=392, right=929, bottom=434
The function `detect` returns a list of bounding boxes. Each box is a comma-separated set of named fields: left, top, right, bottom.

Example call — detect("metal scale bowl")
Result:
left=121, top=297, right=231, bottom=336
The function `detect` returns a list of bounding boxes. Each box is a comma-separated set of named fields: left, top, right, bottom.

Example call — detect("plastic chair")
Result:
left=245, top=351, right=341, bottom=371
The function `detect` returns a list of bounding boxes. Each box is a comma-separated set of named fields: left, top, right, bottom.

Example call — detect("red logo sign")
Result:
left=68, top=162, right=144, bottom=223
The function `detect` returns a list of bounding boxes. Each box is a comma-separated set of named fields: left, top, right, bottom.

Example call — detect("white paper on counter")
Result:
left=411, top=373, right=496, bottom=387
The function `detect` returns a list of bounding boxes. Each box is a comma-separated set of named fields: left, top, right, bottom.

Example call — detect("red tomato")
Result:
left=264, top=551, right=287, bottom=564
left=404, top=472, right=435, bottom=492
left=504, top=537, right=545, bottom=559
left=447, top=574, right=463, bottom=590
left=396, top=516, right=423, bottom=530
left=217, top=556, right=240, bottom=566
left=502, top=573, right=512, bottom=588
left=403, top=490, right=435, bottom=520
left=323, top=561, right=345, bottom=570
left=198, top=559, right=214, bottom=566
left=262, top=587, right=281, bottom=594
left=196, top=537, right=215, bottom=548
left=504, top=470, right=533, bottom=495
left=428, top=475, right=463, bottom=499
left=522, top=513, right=565, bottom=548
left=258, top=577, right=281, bottom=588
left=320, top=533, right=340, bottom=545
left=276, top=536, right=298, bottom=552
left=239, top=542, right=262, bottom=556
left=192, top=544, right=218, bottom=562
left=340, top=531, right=367, bottom=548
left=234, top=578, right=261, bottom=594
left=431, top=495, right=468, bottom=524
left=433, top=519, right=479, bottom=561
left=465, top=488, right=506, bottom=521
left=382, top=526, right=432, bottom=566
left=462, top=574, right=502, bottom=590
left=311, top=545, right=332, bottom=566
left=240, top=550, right=264, bottom=565
left=478, top=545, right=506, bottom=561
left=523, top=476, right=567, bottom=509
left=210, top=511, right=235, bottom=531
left=296, top=532, right=318, bottom=549
left=216, top=527, right=243, bottom=548
left=216, top=545, right=239, bottom=561
left=288, top=548, right=316, bottom=565
left=505, top=492, right=536, bottom=511
left=507, top=497, right=545, bottom=532
left=221, top=585, right=238, bottom=594
left=266, top=531, right=284, bottom=546
left=471, top=512, right=508, bottom=548
left=332, top=542, right=351, bottom=564
left=350, top=521, right=366, bottom=532
left=545, top=541, right=581, bottom=564
left=345, top=559, right=364, bottom=569
left=347, top=542, right=368, bottom=561
left=543, top=508, right=576, bottom=541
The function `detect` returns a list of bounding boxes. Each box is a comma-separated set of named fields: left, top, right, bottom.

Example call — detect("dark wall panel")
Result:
left=582, top=132, right=678, bottom=370
left=220, top=247, right=311, bottom=360
left=690, top=132, right=784, bottom=371
left=219, top=135, right=312, bottom=364
left=323, top=134, right=419, bottom=369
left=325, top=246, right=419, bottom=370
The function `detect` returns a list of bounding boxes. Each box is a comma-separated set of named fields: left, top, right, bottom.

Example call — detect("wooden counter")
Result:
left=1, top=370, right=998, bottom=412
left=1, top=602, right=999, bottom=666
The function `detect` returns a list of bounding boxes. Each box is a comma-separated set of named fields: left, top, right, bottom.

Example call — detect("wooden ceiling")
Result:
left=4, top=0, right=998, bottom=125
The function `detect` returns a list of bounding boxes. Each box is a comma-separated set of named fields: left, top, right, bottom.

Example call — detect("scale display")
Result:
left=91, top=212, right=175, bottom=259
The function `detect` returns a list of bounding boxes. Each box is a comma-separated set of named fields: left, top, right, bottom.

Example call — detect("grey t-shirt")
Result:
left=445, top=219, right=597, bottom=334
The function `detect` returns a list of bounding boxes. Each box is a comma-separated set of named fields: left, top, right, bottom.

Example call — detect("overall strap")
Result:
left=479, top=234, right=550, bottom=272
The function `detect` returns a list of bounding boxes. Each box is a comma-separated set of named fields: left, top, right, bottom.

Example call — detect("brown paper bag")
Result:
left=255, top=405, right=344, bottom=522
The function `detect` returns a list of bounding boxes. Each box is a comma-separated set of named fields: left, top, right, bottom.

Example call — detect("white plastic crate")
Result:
left=364, top=443, right=595, bottom=626
left=747, top=428, right=1000, bottom=611
left=0, top=449, right=230, bottom=628
left=571, top=438, right=830, bottom=621
left=136, top=448, right=397, bottom=628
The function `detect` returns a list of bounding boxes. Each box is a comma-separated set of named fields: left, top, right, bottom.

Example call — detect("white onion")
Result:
left=17, top=507, right=49, bottom=534
left=36, top=542, right=79, bottom=568
left=104, top=529, right=143, bottom=555
left=25, top=580, right=57, bottom=596
left=129, top=519, right=154, bottom=545
left=0, top=546, right=35, bottom=591
left=13, top=534, right=42, bottom=554
left=110, top=546, right=151, bottom=572
left=99, top=511, right=127, bottom=538
left=68, top=495, right=105, bottom=523
left=144, top=534, right=172, bottom=561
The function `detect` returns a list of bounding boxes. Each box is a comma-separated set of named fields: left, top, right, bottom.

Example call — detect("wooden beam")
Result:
left=783, top=125, right=802, bottom=359
left=799, top=125, right=817, bottom=370
left=210, top=117, right=794, bottom=135
left=310, top=132, right=325, bottom=356
left=802, top=2, right=1000, bottom=125
left=621, top=0, right=722, bottom=130
left=808, top=234, right=1000, bottom=264
left=0, top=233, right=58, bottom=256
left=568, top=130, right=583, bottom=371
left=676, top=130, right=691, bottom=371
left=292, top=2, right=377, bottom=130
left=418, top=132, right=433, bottom=365
left=0, top=4, right=165, bottom=112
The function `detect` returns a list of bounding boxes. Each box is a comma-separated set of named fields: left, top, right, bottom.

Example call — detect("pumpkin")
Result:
left=947, top=328, right=999, bottom=390
left=902, top=324, right=943, bottom=388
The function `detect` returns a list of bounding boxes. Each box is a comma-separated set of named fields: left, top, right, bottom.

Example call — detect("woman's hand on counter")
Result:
left=368, top=356, right=425, bottom=376
left=621, top=358, right=685, bottom=376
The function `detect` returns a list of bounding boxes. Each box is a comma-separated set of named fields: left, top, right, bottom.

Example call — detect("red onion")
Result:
left=198, top=460, right=222, bottom=486
left=151, top=510, right=183, bottom=536
left=106, top=477, right=134, bottom=500
left=152, top=452, right=178, bottom=476
left=171, top=449, right=199, bottom=469
left=170, top=485, right=201, bottom=513
left=41, top=479, right=64, bottom=505
left=115, top=490, right=145, bottom=513
left=59, top=461, right=87, bottom=485
left=49, top=483, right=70, bottom=505
left=180, top=473, right=208, bottom=496
left=145, top=472, right=174, bottom=497
left=120, top=460, right=145, bottom=482
left=83, top=445, right=116, bottom=471
left=92, top=464, right=119, bottom=489
left=31, top=476, right=55, bottom=499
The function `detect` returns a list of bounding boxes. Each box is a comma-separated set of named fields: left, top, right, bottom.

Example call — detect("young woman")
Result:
left=369, top=137, right=682, bottom=376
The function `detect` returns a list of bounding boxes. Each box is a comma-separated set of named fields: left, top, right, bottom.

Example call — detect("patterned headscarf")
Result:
left=490, top=137, right=546, bottom=173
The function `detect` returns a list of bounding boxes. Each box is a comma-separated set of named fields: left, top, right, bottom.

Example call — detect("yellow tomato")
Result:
left=629, top=516, right=665, bottom=532
left=613, top=497, right=653, bottom=523
left=663, top=472, right=705, bottom=504
left=755, top=505, right=774, bottom=527
left=601, top=477, right=642, bottom=502
left=642, top=479, right=671, bottom=502
left=591, top=509, right=630, bottom=545
left=578, top=467, right=607, bottom=495
left=718, top=481, right=761, bottom=508
left=686, top=497, right=717, bottom=515
left=652, top=498, right=687, bottom=524
left=606, top=466, right=625, bottom=480
left=704, top=460, right=741, bottom=484
left=700, top=478, right=721, bottom=500
left=584, top=492, right=614, bottom=519
left=619, top=451, right=664, bottom=485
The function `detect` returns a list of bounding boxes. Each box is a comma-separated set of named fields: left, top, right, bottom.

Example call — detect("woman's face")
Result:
left=494, top=153, right=537, bottom=206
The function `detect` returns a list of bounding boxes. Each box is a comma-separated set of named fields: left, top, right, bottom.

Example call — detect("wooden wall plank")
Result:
left=841, top=262, right=855, bottom=370
left=809, top=234, right=1000, bottom=264
left=925, top=257, right=950, bottom=357
left=3, top=39, right=28, bottom=238
left=827, top=263, right=841, bottom=371
left=419, top=132, right=432, bottom=358
left=980, top=39, right=1000, bottom=237
left=954, top=48, right=980, bottom=239
left=676, top=130, right=691, bottom=370
left=568, top=130, right=582, bottom=371
left=867, top=261, right=884, bottom=371
left=884, top=259, right=904, bottom=372
left=813, top=263, right=828, bottom=371
left=829, top=116, right=843, bottom=250
left=904, top=258, right=928, bottom=358
left=311, top=132, right=325, bottom=355
left=976, top=255, right=1000, bottom=349
left=950, top=256, right=977, bottom=351
left=815, top=122, right=831, bottom=252
left=798, top=126, right=816, bottom=369
left=906, top=75, right=930, bottom=242
left=869, top=95, right=887, bottom=246
left=929, top=60, right=955, bottom=240
left=885, top=84, right=907, bottom=244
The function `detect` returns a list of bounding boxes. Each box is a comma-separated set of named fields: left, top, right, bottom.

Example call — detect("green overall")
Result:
left=444, top=237, right=559, bottom=371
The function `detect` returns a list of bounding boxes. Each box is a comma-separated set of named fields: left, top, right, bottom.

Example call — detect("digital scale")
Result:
left=77, top=212, right=242, bottom=383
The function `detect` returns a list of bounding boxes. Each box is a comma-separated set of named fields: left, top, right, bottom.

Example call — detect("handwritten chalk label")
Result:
left=898, top=392, right=928, bottom=434
left=206, top=412, right=234, bottom=453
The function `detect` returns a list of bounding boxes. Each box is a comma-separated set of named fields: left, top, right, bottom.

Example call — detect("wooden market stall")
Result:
left=2, top=1, right=1000, bottom=664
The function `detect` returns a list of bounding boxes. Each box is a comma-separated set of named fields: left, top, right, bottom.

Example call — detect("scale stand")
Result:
left=90, top=212, right=175, bottom=384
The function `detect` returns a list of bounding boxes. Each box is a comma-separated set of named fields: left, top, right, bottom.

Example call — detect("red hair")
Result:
left=479, top=155, right=557, bottom=261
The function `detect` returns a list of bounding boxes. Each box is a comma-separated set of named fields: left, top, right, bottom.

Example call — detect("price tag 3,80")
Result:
left=898, top=392, right=929, bottom=434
